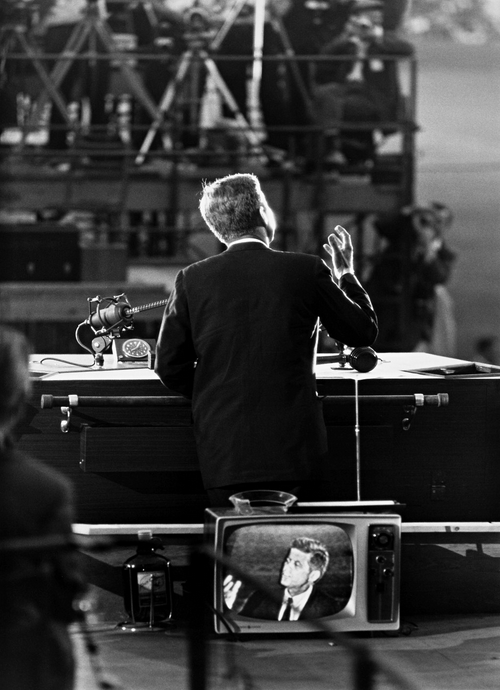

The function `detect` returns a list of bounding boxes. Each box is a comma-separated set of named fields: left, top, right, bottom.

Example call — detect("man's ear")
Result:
left=258, top=205, right=268, bottom=227
left=308, top=569, right=321, bottom=585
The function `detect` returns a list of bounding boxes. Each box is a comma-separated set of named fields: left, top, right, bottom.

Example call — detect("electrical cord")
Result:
left=38, top=356, right=95, bottom=369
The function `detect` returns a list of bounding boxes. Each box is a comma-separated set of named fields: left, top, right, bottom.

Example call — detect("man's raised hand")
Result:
left=323, top=225, right=355, bottom=280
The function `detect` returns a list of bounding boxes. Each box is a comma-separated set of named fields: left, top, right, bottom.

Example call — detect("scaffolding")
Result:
left=0, top=0, right=419, bottom=349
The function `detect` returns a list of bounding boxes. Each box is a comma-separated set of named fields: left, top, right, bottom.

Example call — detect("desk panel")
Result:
left=16, top=353, right=500, bottom=524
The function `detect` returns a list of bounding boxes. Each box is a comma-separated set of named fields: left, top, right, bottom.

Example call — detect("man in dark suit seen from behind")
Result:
left=155, top=173, right=378, bottom=506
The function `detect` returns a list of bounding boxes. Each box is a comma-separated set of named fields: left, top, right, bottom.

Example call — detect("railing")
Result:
left=40, top=393, right=448, bottom=408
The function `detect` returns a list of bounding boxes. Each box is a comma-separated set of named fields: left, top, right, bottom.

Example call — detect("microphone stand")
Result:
left=354, top=377, right=361, bottom=502
left=78, top=293, right=170, bottom=367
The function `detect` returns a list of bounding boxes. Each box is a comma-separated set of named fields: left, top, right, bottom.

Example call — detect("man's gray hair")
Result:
left=199, top=173, right=266, bottom=243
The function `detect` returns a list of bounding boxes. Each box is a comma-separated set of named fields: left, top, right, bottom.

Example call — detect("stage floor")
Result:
left=72, top=614, right=500, bottom=690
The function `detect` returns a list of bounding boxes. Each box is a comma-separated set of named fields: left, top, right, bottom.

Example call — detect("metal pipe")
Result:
left=354, top=379, right=361, bottom=502
left=40, top=393, right=449, bottom=409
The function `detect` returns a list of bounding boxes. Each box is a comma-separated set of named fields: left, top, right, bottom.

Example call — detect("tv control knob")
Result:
left=383, top=568, right=394, bottom=578
left=376, top=532, right=392, bottom=547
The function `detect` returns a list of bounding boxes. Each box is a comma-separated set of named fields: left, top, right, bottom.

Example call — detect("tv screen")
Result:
left=205, top=510, right=400, bottom=634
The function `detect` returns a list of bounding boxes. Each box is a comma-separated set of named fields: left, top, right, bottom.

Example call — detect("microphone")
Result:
left=82, top=293, right=170, bottom=364
left=88, top=300, right=133, bottom=331
left=348, top=346, right=379, bottom=373
left=87, top=295, right=171, bottom=333
left=327, top=345, right=379, bottom=373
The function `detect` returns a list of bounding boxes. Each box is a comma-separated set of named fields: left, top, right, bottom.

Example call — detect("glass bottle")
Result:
left=121, top=530, right=173, bottom=626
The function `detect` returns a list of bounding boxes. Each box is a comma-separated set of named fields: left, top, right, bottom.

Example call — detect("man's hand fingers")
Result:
left=328, top=226, right=349, bottom=246
left=343, top=232, right=353, bottom=250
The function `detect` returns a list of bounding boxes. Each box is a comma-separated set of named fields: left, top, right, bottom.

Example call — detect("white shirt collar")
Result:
left=279, top=585, right=314, bottom=621
left=228, top=237, right=269, bottom=248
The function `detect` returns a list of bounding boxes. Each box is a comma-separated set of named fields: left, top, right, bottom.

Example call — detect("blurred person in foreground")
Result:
left=155, top=173, right=378, bottom=506
left=0, top=327, right=86, bottom=690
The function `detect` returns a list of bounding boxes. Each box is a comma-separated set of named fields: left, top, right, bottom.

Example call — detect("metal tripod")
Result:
left=135, top=0, right=315, bottom=165
left=0, top=21, right=71, bottom=136
left=27, top=0, right=158, bottom=137
left=134, top=27, right=267, bottom=165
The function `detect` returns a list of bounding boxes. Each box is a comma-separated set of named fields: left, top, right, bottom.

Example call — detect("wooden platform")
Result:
left=0, top=156, right=409, bottom=217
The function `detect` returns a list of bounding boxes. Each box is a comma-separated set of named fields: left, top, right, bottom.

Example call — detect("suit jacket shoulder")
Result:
left=239, top=586, right=343, bottom=621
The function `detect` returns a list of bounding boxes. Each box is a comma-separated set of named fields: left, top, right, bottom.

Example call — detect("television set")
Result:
left=205, top=504, right=401, bottom=634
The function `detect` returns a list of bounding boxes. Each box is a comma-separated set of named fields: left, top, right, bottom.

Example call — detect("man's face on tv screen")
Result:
left=280, top=547, right=317, bottom=595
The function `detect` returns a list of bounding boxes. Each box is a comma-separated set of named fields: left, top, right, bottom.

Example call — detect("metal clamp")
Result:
left=59, top=395, right=79, bottom=433
left=402, top=405, right=417, bottom=431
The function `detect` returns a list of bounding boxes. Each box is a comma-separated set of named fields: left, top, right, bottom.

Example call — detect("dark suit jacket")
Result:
left=237, top=585, right=342, bottom=621
left=0, top=445, right=85, bottom=690
left=155, top=242, right=378, bottom=489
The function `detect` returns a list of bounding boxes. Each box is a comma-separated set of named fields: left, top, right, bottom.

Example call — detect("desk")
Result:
left=17, top=352, right=500, bottom=524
